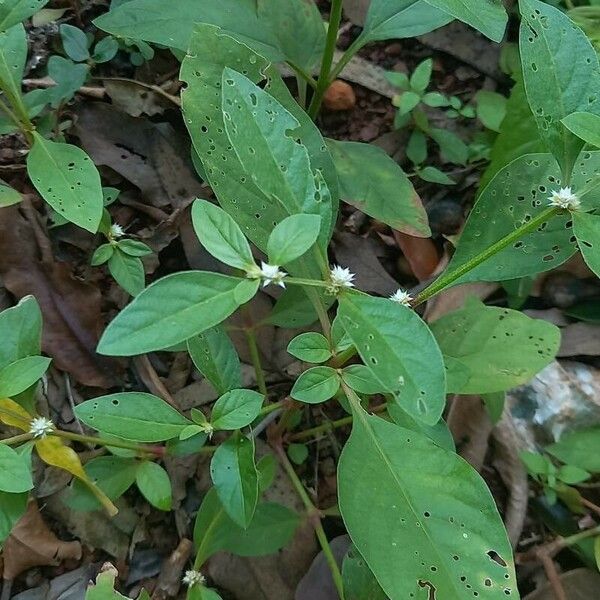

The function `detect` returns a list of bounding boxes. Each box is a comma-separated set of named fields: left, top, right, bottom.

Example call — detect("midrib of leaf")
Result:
left=349, top=404, right=464, bottom=598
left=196, top=503, right=227, bottom=565
left=85, top=412, right=187, bottom=430
left=0, top=45, right=19, bottom=100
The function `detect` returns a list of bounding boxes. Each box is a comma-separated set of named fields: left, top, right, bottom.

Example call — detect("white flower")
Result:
left=29, top=416, right=54, bottom=439
left=258, top=261, right=287, bottom=288
left=548, top=187, right=581, bottom=211
left=390, top=289, right=413, bottom=307
left=109, top=223, right=125, bottom=239
left=329, top=265, right=355, bottom=291
left=182, top=569, right=205, bottom=588
left=199, top=421, right=214, bottom=439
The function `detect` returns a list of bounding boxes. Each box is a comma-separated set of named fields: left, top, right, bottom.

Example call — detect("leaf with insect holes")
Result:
left=0, top=24, right=26, bottom=104
left=327, top=140, right=430, bottom=237
left=338, top=410, right=517, bottom=600
left=181, top=24, right=337, bottom=258
left=359, top=0, right=452, bottom=45
left=341, top=364, right=387, bottom=395
left=573, top=212, right=600, bottom=278
left=135, top=461, right=172, bottom=511
left=562, top=112, right=600, bottom=149
left=0, top=445, right=33, bottom=493
left=192, top=199, right=254, bottom=270
left=342, top=545, right=387, bottom=600
left=27, top=133, right=103, bottom=233
left=74, top=392, right=193, bottom=442
left=267, top=214, right=321, bottom=266
left=446, top=153, right=600, bottom=286
left=210, top=389, right=263, bottom=430
left=287, top=332, right=331, bottom=364
left=108, top=248, right=145, bottom=296
left=338, top=295, right=446, bottom=425
left=0, top=356, right=51, bottom=397
left=187, top=326, right=242, bottom=395
left=97, top=272, right=258, bottom=356
left=210, top=433, right=258, bottom=528
left=430, top=299, right=560, bottom=394
left=291, top=366, right=341, bottom=404
left=519, top=0, right=600, bottom=178
left=193, top=487, right=299, bottom=565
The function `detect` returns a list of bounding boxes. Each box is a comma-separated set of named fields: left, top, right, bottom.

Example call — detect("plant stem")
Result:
left=286, top=62, right=318, bottom=89
left=275, top=444, right=345, bottom=599
left=259, top=399, right=287, bottom=416
left=307, top=0, right=345, bottom=119
left=0, top=97, right=24, bottom=131
left=52, top=430, right=164, bottom=456
left=328, top=346, right=357, bottom=369
left=0, top=432, right=34, bottom=445
left=329, top=37, right=365, bottom=82
left=245, top=329, right=268, bottom=396
left=285, top=276, right=330, bottom=289
left=0, top=82, right=34, bottom=144
left=414, top=206, right=561, bottom=306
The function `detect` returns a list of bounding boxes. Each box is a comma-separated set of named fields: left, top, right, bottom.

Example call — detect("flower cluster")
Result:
left=548, top=187, right=581, bottom=211
left=29, top=416, right=54, bottom=439
left=247, top=261, right=287, bottom=288
left=389, top=289, right=413, bottom=307
left=328, top=265, right=355, bottom=293
left=182, top=569, right=206, bottom=588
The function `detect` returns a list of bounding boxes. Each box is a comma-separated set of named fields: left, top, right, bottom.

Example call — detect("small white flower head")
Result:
left=182, top=569, right=205, bottom=588
left=329, top=265, right=355, bottom=292
left=109, top=223, right=125, bottom=239
left=199, top=421, right=215, bottom=439
left=258, top=261, right=287, bottom=288
left=390, top=289, right=413, bottom=307
left=29, top=416, right=54, bottom=439
left=548, top=187, right=581, bottom=211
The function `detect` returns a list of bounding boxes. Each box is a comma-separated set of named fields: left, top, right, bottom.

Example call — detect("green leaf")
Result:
left=135, top=461, right=172, bottom=511
left=341, top=364, right=387, bottom=395
left=0, top=0, right=49, bottom=31
left=85, top=567, right=130, bottom=600
left=519, top=0, right=600, bottom=178
left=210, top=389, right=264, bottom=430
left=0, top=491, right=27, bottom=548
left=187, top=326, right=242, bottom=395
left=0, top=183, right=20, bottom=207
left=92, top=36, right=119, bottom=63
left=476, top=90, right=507, bottom=133
left=0, top=296, right=42, bottom=369
left=108, top=248, right=144, bottom=296
left=0, top=445, right=33, bottom=493
left=338, top=410, right=517, bottom=600
left=74, top=392, right=193, bottom=442
left=418, top=165, right=455, bottom=185
left=360, top=0, right=453, bottom=45
left=342, top=545, right=387, bottom=600
left=430, top=128, right=468, bottom=165
left=397, top=90, right=421, bottom=115
left=338, top=295, right=446, bottom=425
left=547, top=428, right=600, bottom=472
left=27, top=132, right=103, bottom=233
left=210, top=433, right=258, bottom=528
left=446, top=153, right=598, bottom=285
left=181, top=24, right=337, bottom=258
left=267, top=214, right=321, bottom=266
left=327, top=140, right=430, bottom=236
left=60, top=24, right=90, bottom=61
left=482, top=392, right=505, bottom=425
left=287, top=332, right=331, bottom=364
left=0, top=23, right=26, bottom=104
left=117, top=239, right=152, bottom=257
left=193, top=487, right=299, bottom=565
left=410, top=58, right=432, bottom=93
left=562, top=112, right=600, bottom=149
left=291, top=366, right=341, bottom=404
left=67, top=456, right=138, bottom=511
left=427, top=0, right=507, bottom=42
left=573, top=211, right=600, bottom=278
left=0, top=355, right=51, bottom=396
left=192, top=199, right=254, bottom=270
left=91, top=243, right=114, bottom=266
left=430, top=299, right=560, bottom=394
left=287, top=443, right=308, bottom=465
left=406, top=129, right=427, bottom=165
left=46, top=55, right=88, bottom=107
left=98, top=272, right=257, bottom=356
left=557, top=464, right=590, bottom=485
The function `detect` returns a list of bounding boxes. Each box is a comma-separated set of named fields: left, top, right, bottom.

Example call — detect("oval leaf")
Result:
left=210, top=389, right=264, bottom=430
left=0, top=355, right=51, bottom=397
left=0, top=445, right=33, bottom=493
left=135, top=461, right=172, bottom=511
left=267, top=214, right=322, bottom=266
left=291, top=366, right=340, bottom=404
left=287, top=332, right=332, bottom=364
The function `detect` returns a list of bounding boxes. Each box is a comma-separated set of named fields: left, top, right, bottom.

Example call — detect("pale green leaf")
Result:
left=291, top=366, right=340, bottom=404
left=98, top=272, right=256, bottom=356
left=0, top=491, right=27, bottom=548
left=287, top=332, right=331, bottom=364
left=0, top=445, right=33, bottom=493
left=557, top=464, right=590, bottom=485
left=74, top=392, right=193, bottom=442
left=187, top=326, right=242, bottom=395
left=0, top=355, right=50, bottom=396
left=210, top=433, right=258, bottom=528
left=339, top=410, right=517, bottom=599
left=192, top=199, right=254, bottom=270
left=117, top=239, right=152, bottom=257
left=341, top=364, right=387, bottom=395
left=27, top=133, right=103, bottom=233
left=342, top=545, right=387, bottom=600
left=338, top=295, right=446, bottom=425
left=430, top=300, right=560, bottom=394
left=267, top=214, right=321, bottom=266
left=85, top=567, right=129, bottom=600
left=108, top=248, right=145, bottom=296
left=136, top=461, right=172, bottom=511
left=0, top=23, right=26, bottom=103
left=91, top=243, right=114, bottom=266
left=547, top=428, right=600, bottom=472
left=47, top=55, right=88, bottom=107
left=210, top=389, right=264, bottom=430
left=287, top=443, right=308, bottom=465
left=0, top=0, right=49, bottom=31
left=60, top=24, right=90, bottom=62
left=476, top=90, right=507, bottom=132
left=0, top=296, right=42, bottom=369
left=562, top=112, right=600, bottom=149
left=573, top=211, right=600, bottom=278
left=410, top=58, right=432, bottom=93
left=327, top=140, right=430, bottom=236
left=0, top=183, right=20, bottom=207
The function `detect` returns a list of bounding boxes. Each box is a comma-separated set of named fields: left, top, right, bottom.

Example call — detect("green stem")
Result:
left=0, top=97, right=24, bottom=131
left=328, top=346, right=357, bottom=369
left=562, top=524, right=600, bottom=547
left=307, top=0, right=345, bottom=119
left=52, top=430, right=164, bottom=456
left=287, top=61, right=318, bottom=89
left=329, top=37, right=365, bottom=82
left=0, top=432, right=34, bottom=445
left=245, top=329, right=268, bottom=396
left=285, top=276, right=330, bottom=289
left=259, top=399, right=286, bottom=416
left=275, top=445, right=345, bottom=599
left=0, top=82, right=34, bottom=144
left=414, top=206, right=561, bottom=306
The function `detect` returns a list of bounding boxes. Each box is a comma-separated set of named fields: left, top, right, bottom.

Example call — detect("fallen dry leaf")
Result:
left=2, top=501, right=82, bottom=581
left=523, top=568, right=600, bottom=599
left=558, top=322, right=600, bottom=357
left=0, top=207, right=118, bottom=388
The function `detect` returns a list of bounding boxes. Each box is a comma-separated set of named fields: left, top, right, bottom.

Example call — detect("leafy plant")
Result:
left=3, top=0, right=600, bottom=599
